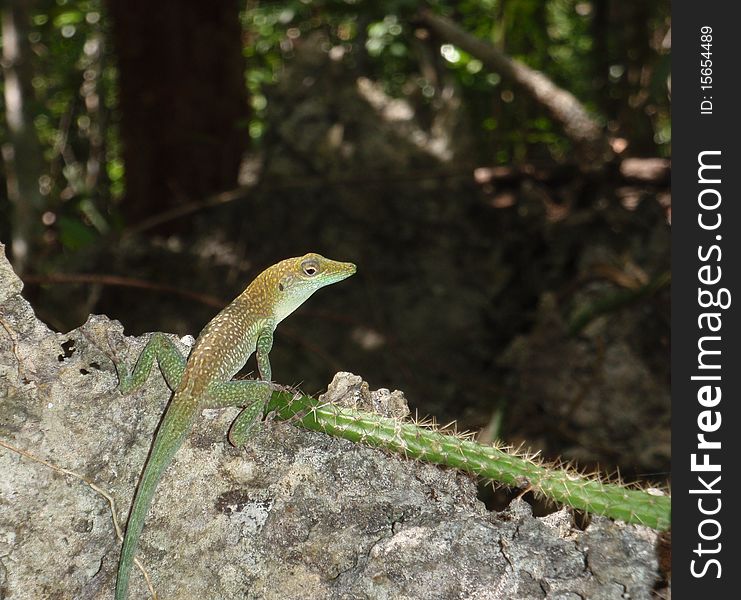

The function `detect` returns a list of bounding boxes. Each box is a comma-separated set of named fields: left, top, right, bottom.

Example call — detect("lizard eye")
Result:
left=302, top=260, right=319, bottom=277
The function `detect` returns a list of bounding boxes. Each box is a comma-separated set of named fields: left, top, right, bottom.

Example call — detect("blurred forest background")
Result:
left=1, top=0, right=671, bottom=491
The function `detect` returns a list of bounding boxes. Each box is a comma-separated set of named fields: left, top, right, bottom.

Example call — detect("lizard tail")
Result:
left=115, top=391, right=199, bottom=600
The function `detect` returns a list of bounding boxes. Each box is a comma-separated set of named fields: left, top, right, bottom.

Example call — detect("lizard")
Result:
left=107, top=253, right=356, bottom=600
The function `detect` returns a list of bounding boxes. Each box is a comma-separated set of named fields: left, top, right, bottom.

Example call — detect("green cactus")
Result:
left=267, top=390, right=671, bottom=531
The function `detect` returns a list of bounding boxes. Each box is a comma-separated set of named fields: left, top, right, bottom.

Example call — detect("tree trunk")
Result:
left=105, top=0, right=249, bottom=228
left=1, top=0, right=46, bottom=274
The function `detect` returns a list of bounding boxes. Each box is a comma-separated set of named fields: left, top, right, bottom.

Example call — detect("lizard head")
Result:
left=267, top=252, right=356, bottom=323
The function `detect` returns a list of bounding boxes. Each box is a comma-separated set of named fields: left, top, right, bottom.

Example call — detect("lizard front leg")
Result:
left=205, top=329, right=275, bottom=446
left=255, top=328, right=273, bottom=383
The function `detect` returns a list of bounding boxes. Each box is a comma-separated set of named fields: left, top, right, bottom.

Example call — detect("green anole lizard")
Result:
left=109, top=253, right=355, bottom=600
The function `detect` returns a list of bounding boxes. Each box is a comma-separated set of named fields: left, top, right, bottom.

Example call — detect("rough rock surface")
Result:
left=0, top=244, right=661, bottom=599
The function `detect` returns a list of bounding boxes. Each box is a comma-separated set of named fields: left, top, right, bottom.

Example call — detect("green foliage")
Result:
left=2, top=0, right=117, bottom=251
left=240, top=0, right=670, bottom=161
left=57, top=214, right=97, bottom=250
left=3, top=0, right=670, bottom=253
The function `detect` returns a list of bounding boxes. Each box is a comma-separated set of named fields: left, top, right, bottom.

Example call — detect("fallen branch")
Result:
left=416, top=9, right=612, bottom=167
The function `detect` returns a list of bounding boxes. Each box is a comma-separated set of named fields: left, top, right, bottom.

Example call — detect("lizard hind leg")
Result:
left=228, top=400, right=268, bottom=447
left=204, top=380, right=273, bottom=446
